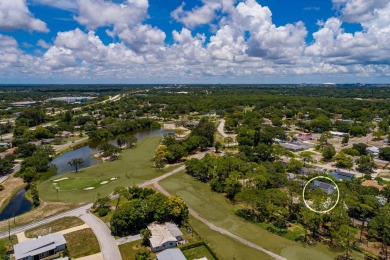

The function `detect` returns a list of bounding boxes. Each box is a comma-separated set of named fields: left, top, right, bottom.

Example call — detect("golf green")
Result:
left=39, top=136, right=166, bottom=203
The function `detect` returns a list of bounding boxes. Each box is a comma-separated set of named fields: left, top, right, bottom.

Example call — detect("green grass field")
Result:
left=118, top=241, right=156, bottom=260
left=25, top=217, right=84, bottom=238
left=39, top=136, right=169, bottom=203
left=64, top=228, right=100, bottom=258
left=160, top=172, right=365, bottom=260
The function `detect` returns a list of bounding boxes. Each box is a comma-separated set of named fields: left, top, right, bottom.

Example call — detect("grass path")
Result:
left=39, top=136, right=166, bottom=203
left=160, top=172, right=364, bottom=260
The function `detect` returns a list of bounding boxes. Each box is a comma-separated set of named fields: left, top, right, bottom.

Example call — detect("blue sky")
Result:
left=0, top=0, right=389, bottom=84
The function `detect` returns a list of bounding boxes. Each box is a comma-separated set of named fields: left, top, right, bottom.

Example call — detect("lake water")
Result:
left=52, top=128, right=174, bottom=174
left=0, top=188, right=32, bottom=221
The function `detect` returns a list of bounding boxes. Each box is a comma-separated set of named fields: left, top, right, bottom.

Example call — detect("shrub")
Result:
left=98, top=208, right=109, bottom=217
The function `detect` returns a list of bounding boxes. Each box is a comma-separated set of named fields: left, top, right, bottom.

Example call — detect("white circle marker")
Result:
left=302, top=176, right=340, bottom=214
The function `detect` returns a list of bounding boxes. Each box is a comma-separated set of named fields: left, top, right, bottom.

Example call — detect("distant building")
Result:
left=298, top=167, right=324, bottom=175
left=0, top=143, right=10, bottom=148
left=11, top=101, right=36, bottom=107
left=329, top=131, right=347, bottom=137
left=312, top=180, right=336, bottom=194
left=280, top=142, right=308, bottom=151
left=156, top=248, right=187, bottom=260
left=295, top=133, right=314, bottom=141
left=329, top=170, right=355, bottom=181
left=148, top=222, right=184, bottom=252
left=46, top=97, right=94, bottom=103
left=14, top=233, right=67, bottom=260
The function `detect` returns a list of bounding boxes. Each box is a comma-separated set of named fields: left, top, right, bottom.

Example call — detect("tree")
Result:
left=356, top=155, right=375, bottom=173
left=333, top=152, right=353, bottom=169
left=140, top=228, right=152, bottom=246
left=287, top=159, right=303, bottom=173
left=352, top=143, right=368, bottom=156
left=113, top=187, right=129, bottom=209
left=341, top=134, right=349, bottom=145
left=333, top=225, right=357, bottom=259
left=117, top=134, right=137, bottom=149
left=372, top=130, right=384, bottom=140
left=318, top=131, right=331, bottom=147
left=300, top=151, right=316, bottom=167
left=30, top=182, right=40, bottom=207
left=135, top=247, right=151, bottom=260
left=368, top=205, right=390, bottom=259
left=97, top=143, right=121, bottom=160
left=67, top=158, right=85, bottom=173
left=153, top=155, right=166, bottom=170
left=379, top=147, right=390, bottom=161
left=214, top=141, right=222, bottom=153
left=224, top=136, right=234, bottom=147
left=322, top=144, right=336, bottom=161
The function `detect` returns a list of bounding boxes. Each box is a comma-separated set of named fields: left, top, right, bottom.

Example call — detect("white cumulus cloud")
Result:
left=0, top=0, right=49, bottom=32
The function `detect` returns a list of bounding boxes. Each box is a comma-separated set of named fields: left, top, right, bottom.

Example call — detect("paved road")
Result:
left=217, top=119, right=238, bottom=146
left=152, top=182, right=286, bottom=260
left=79, top=212, right=122, bottom=260
left=0, top=164, right=21, bottom=185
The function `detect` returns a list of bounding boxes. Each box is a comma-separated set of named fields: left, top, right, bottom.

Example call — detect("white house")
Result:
left=13, top=233, right=67, bottom=260
left=148, top=222, right=184, bottom=252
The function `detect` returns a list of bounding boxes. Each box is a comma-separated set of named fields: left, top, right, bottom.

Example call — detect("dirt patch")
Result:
left=0, top=201, right=78, bottom=232
left=0, top=176, right=26, bottom=212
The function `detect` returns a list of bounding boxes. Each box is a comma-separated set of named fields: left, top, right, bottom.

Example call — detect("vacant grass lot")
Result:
left=160, top=172, right=364, bottom=260
left=39, top=136, right=167, bottom=203
left=182, top=244, right=216, bottom=260
left=25, top=217, right=84, bottom=238
left=64, top=228, right=100, bottom=258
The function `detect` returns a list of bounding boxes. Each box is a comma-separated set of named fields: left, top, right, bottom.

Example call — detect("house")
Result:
left=374, top=159, right=388, bottom=169
left=13, top=233, right=67, bottom=260
left=55, top=131, right=74, bottom=138
left=295, top=133, right=314, bottom=141
left=280, top=142, right=309, bottom=151
left=329, top=131, right=347, bottom=137
left=0, top=143, right=10, bottom=148
left=156, top=248, right=187, bottom=260
left=312, top=180, right=336, bottom=194
left=287, top=173, right=296, bottom=180
left=148, top=222, right=184, bottom=252
left=367, top=146, right=380, bottom=156
left=329, top=170, right=355, bottom=181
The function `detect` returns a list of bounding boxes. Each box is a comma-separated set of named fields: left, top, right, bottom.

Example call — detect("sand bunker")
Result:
left=84, top=187, right=95, bottom=190
left=100, top=181, right=109, bottom=185
left=110, top=177, right=117, bottom=181
left=53, top=177, right=69, bottom=182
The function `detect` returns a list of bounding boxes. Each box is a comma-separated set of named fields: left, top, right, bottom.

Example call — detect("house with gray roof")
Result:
left=312, top=180, right=336, bottom=194
left=148, top=222, right=184, bottom=252
left=13, top=233, right=66, bottom=260
left=329, top=170, right=354, bottom=181
left=156, top=248, right=187, bottom=260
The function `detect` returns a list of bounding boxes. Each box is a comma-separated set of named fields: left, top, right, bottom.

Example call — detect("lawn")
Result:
left=25, top=217, right=84, bottom=238
left=64, top=228, right=100, bottom=258
left=182, top=244, right=216, bottom=260
left=188, top=216, right=273, bottom=260
left=39, top=136, right=170, bottom=203
left=118, top=240, right=156, bottom=260
left=0, top=235, right=18, bottom=259
left=160, top=171, right=365, bottom=260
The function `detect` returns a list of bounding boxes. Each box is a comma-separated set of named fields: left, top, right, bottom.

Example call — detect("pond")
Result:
left=0, top=188, right=32, bottom=221
left=52, top=128, right=174, bottom=174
